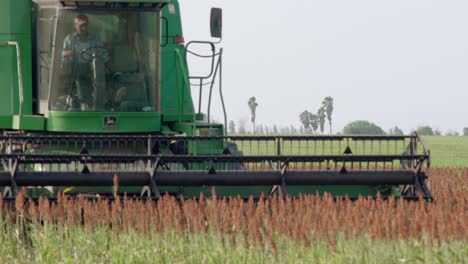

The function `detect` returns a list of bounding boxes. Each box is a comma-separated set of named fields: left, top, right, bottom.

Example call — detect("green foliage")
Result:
left=310, top=114, right=319, bottom=134
left=299, top=111, right=320, bottom=134
left=343, top=120, right=385, bottom=135
left=301, top=97, right=333, bottom=135
left=248, top=97, right=258, bottom=131
left=322, top=96, right=334, bottom=133
left=317, top=107, right=326, bottom=134
left=416, top=126, right=434, bottom=136
left=463, top=127, right=468, bottom=136
left=388, top=126, right=404, bottom=135
left=299, top=110, right=311, bottom=132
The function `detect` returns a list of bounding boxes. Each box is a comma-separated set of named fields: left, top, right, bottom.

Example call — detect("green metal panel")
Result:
left=160, top=2, right=197, bottom=124
left=162, top=113, right=204, bottom=122
left=12, top=115, right=45, bottom=130
left=0, top=0, right=33, bottom=130
left=0, top=116, right=13, bottom=128
left=170, top=186, right=394, bottom=199
left=46, top=111, right=161, bottom=133
left=172, top=122, right=225, bottom=155
left=0, top=0, right=31, bottom=35
left=0, top=39, right=15, bottom=117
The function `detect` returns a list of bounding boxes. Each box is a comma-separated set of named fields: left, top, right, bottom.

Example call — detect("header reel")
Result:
left=0, top=134, right=432, bottom=200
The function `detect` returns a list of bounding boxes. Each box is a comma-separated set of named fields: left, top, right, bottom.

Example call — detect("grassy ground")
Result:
left=0, top=228, right=465, bottom=264
left=422, top=136, right=468, bottom=167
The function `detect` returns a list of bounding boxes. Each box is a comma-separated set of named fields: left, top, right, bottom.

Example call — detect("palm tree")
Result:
left=317, top=107, right=326, bottom=134
left=322, top=97, right=334, bottom=134
left=309, top=113, right=319, bottom=134
left=248, top=97, right=259, bottom=133
left=299, top=111, right=311, bottom=133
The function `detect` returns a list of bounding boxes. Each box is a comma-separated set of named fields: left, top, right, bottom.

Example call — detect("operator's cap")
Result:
left=74, top=14, right=89, bottom=25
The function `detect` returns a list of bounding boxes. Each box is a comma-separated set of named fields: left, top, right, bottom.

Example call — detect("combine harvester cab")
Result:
left=0, top=0, right=432, bottom=200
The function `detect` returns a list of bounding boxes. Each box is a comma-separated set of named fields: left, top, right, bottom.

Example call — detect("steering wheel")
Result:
left=80, top=46, right=110, bottom=63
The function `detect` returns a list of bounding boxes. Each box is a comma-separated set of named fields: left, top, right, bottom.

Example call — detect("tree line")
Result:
left=227, top=96, right=467, bottom=136
left=229, top=121, right=467, bottom=136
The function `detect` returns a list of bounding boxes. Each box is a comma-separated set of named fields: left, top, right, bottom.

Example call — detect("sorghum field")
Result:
left=0, top=138, right=467, bottom=263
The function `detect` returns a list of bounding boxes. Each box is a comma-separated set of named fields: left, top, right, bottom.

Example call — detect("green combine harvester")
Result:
left=0, top=0, right=432, bottom=200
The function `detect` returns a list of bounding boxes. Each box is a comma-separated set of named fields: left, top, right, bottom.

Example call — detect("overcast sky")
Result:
left=179, top=0, right=468, bottom=134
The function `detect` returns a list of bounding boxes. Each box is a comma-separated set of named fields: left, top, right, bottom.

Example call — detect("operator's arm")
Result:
left=62, top=35, right=73, bottom=64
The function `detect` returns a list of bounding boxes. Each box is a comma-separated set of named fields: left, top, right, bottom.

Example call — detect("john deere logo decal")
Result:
left=104, top=116, right=117, bottom=129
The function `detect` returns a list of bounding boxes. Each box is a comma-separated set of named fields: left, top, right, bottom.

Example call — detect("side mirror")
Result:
left=210, top=8, right=222, bottom=39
